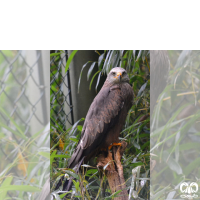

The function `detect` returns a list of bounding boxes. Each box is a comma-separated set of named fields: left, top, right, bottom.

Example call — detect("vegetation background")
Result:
left=150, top=50, right=200, bottom=199
left=50, top=50, right=150, bottom=199
left=0, top=50, right=50, bottom=199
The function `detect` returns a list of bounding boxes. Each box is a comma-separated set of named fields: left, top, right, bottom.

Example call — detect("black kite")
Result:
left=68, top=67, right=134, bottom=168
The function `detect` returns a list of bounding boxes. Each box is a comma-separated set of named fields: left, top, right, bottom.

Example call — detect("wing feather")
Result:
left=80, top=85, right=123, bottom=149
left=68, top=83, right=133, bottom=168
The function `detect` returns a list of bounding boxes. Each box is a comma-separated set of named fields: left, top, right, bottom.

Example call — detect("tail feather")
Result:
left=55, top=146, right=85, bottom=197
left=62, top=156, right=85, bottom=198
left=68, top=144, right=83, bottom=168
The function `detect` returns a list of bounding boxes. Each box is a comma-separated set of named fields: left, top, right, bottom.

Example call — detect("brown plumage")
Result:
left=68, top=67, right=134, bottom=168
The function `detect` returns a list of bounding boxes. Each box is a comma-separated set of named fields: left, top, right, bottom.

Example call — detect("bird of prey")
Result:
left=56, top=67, right=134, bottom=193
left=69, top=67, right=134, bottom=168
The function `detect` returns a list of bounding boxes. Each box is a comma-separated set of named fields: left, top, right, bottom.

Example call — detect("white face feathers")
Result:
left=107, top=67, right=129, bottom=84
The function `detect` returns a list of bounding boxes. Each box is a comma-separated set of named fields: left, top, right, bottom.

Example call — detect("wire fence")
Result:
left=0, top=50, right=48, bottom=136
left=0, top=50, right=49, bottom=199
left=50, top=50, right=74, bottom=190
left=50, top=50, right=74, bottom=135
left=50, top=51, right=74, bottom=133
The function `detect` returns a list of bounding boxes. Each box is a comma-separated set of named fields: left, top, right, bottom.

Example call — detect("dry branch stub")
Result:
left=97, top=141, right=128, bottom=200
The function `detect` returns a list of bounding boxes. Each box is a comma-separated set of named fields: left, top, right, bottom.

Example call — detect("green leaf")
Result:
left=51, top=85, right=57, bottom=92
left=184, top=157, right=200, bottom=176
left=0, top=185, right=40, bottom=192
left=89, top=170, right=98, bottom=179
left=141, top=141, right=150, bottom=150
left=98, top=53, right=104, bottom=69
left=50, top=52, right=62, bottom=57
left=136, top=50, right=142, bottom=61
left=163, top=151, right=182, bottom=175
left=50, top=150, right=57, bottom=166
left=85, top=169, right=98, bottom=176
left=87, top=62, right=96, bottom=80
left=95, top=71, right=102, bottom=92
left=69, top=137, right=79, bottom=143
left=65, top=170, right=79, bottom=180
left=133, top=50, right=136, bottom=59
left=65, top=50, right=78, bottom=73
left=137, top=82, right=147, bottom=97
left=151, top=109, right=191, bottom=137
left=0, top=176, right=13, bottom=200
left=75, top=181, right=80, bottom=191
left=77, top=125, right=83, bottom=132
left=89, top=71, right=100, bottom=90
left=38, top=152, right=50, bottom=159
left=59, top=192, right=71, bottom=198
left=78, top=61, right=91, bottom=92
left=102, top=50, right=111, bottom=73
left=113, top=51, right=120, bottom=68
left=131, top=162, right=143, bottom=168
left=133, top=141, right=141, bottom=149
left=69, top=118, right=85, bottom=135
left=105, top=50, right=115, bottom=72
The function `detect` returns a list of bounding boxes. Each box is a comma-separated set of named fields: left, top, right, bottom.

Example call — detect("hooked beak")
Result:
left=116, top=72, right=122, bottom=81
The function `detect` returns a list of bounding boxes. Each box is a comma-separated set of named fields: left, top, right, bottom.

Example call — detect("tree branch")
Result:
left=97, top=141, right=128, bottom=200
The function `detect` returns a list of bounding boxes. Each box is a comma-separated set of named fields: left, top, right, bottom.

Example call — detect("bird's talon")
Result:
left=108, top=142, right=122, bottom=150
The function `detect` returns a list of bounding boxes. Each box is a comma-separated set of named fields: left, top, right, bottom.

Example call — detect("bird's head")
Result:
left=107, top=67, right=129, bottom=84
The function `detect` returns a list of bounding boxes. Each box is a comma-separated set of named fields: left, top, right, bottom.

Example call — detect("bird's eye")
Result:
left=122, top=71, right=126, bottom=75
left=112, top=72, right=116, bottom=76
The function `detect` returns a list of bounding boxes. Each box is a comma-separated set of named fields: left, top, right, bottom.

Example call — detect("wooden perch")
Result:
left=97, top=141, right=128, bottom=200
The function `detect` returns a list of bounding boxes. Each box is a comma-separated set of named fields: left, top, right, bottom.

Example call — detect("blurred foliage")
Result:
left=150, top=50, right=200, bottom=199
left=50, top=50, right=150, bottom=199
left=0, top=50, right=49, bottom=199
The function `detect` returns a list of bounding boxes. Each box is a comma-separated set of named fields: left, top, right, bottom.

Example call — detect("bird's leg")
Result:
left=100, top=148, right=107, bottom=152
left=108, top=142, right=122, bottom=150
